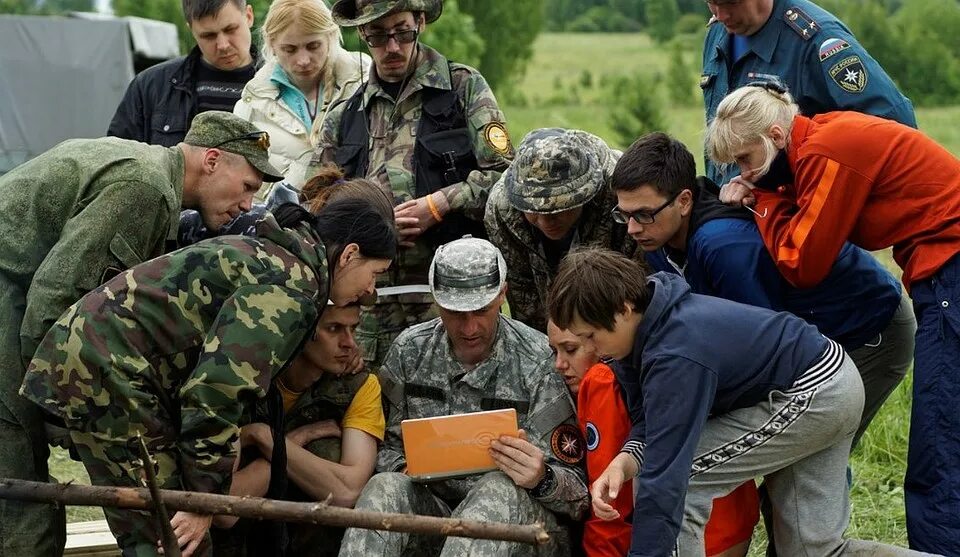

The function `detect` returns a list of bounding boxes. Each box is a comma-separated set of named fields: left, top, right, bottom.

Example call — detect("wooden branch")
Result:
left=0, top=479, right=550, bottom=546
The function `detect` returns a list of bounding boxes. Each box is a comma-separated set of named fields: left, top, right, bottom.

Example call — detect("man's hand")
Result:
left=288, top=419, right=341, bottom=447
left=394, top=215, right=421, bottom=248
left=394, top=192, right=449, bottom=244
left=158, top=511, right=212, bottom=557
left=719, top=176, right=757, bottom=208
left=489, top=429, right=546, bottom=489
left=591, top=452, right=638, bottom=521
left=239, top=423, right=272, bottom=457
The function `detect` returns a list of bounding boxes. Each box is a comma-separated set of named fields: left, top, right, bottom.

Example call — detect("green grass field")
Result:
left=51, top=31, right=941, bottom=550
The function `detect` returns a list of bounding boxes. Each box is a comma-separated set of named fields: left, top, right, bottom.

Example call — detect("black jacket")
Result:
left=107, top=46, right=259, bottom=147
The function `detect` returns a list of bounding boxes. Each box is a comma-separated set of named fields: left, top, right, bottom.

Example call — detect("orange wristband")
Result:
left=426, top=193, right=443, bottom=222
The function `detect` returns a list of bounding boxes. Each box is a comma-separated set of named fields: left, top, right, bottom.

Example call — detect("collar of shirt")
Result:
left=362, top=43, right=453, bottom=107
left=710, top=0, right=786, bottom=64
left=269, top=62, right=319, bottom=127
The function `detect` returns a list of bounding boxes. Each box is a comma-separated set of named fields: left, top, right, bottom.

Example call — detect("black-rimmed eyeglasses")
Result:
left=362, top=29, right=419, bottom=48
left=611, top=191, right=681, bottom=225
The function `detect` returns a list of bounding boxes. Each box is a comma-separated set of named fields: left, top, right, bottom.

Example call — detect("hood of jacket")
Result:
left=687, top=177, right=753, bottom=238
left=631, top=271, right=692, bottom=361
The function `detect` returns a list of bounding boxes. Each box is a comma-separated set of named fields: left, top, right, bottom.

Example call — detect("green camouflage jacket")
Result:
left=0, top=137, right=183, bottom=429
left=315, top=44, right=512, bottom=291
left=484, top=184, right=641, bottom=333
left=20, top=214, right=328, bottom=494
left=377, top=315, right=589, bottom=519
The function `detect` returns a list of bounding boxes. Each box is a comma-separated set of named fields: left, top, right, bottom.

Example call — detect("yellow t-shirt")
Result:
left=276, top=374, right=385, bottom=441
left=343, top=374, right=386, bottom=441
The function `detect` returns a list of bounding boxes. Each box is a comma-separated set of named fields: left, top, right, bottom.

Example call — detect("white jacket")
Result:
left=235, top=49, right=370, bottom=194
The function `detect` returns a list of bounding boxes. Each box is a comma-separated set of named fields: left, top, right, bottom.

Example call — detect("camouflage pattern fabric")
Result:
left=339, top=471, right=571, bottom=557
left=314, top=44, right=511, bottom=367
left=0, top=137, right=185, bottom=556
left=338, top=315, right=587, bottom=555
left=184, top=110, right=284, bottom=182
left=331, top=0, right=443, bottom=27
left=501, top=128, right=616, bottom=215
left=428, top=236, right=507, bottom=312
left=213, top=372, right=370, bottom=557
left=19, top=214, right=329, bottom=555
left=485, top=187, right=643, bottom=334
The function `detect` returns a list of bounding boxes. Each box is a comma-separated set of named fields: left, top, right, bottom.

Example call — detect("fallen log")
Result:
left=0, top=479, right=550, bottom=546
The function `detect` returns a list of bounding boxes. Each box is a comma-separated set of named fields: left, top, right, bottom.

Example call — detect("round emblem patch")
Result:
left=483, top=122, right=512, bottom=156
left=550, top=424, right=585, bottom=464
left=585, top=422, right=599, bottom=451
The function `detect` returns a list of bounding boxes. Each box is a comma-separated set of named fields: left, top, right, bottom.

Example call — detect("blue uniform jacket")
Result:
left=645, top=180, right=901, bottom=350
left=701, top=0, right=916, bottom=184
left=616, top=272, right=828, bottom=557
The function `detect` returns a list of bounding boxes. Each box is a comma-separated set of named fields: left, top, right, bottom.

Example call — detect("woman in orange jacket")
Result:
left=706, top=83, right=960, bottom=555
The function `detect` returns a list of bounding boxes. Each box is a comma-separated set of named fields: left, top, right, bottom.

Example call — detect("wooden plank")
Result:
left=64, top=520, right=119, bottom=557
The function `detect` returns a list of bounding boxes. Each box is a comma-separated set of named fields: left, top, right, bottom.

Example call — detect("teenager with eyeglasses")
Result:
left=311, top=0, right=514, bottom=370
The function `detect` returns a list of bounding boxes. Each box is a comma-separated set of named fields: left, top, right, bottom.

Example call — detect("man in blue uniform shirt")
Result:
left=701, top=0, right=916, bottom=185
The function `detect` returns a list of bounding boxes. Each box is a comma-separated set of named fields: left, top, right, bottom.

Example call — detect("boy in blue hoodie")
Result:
left=610, top=132, right=914, bottom=445
left=547, top=249, right=929, bottom=557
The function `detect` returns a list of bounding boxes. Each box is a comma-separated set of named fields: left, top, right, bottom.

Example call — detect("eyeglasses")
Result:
left=746, top=80, right=788, bottom=95
left=611, top=191, right=681, bottom=225
left=362, top=29, right=419, bottom=48
left=211, top=131, right=270, bottom=151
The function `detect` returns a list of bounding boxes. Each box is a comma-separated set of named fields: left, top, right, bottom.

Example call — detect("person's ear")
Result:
left=338, top=243, right=361, bottom=268
left=678, top=189, right=695, bottom=216
left=769, top=124, right=788, bottom=150
left=244, top=4, right=254, bottom=27
left=202, top=149, right=222, bottom=174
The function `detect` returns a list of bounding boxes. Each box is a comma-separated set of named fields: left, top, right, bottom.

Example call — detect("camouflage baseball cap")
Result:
left=503, top=128, right=617, bottom=215
left=183, top=111, right=284, bottom=183
left=429, top=236, right=507, bottom=312
left=331, top=0, right=442, bottom=27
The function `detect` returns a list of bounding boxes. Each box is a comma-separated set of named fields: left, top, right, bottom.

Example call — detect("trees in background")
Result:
left=0, top=0, right=93, bottom=14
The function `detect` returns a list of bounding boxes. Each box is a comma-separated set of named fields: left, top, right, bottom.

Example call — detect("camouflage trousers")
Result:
left=338, top=471, right=571, bottom=557
left=0, top=281, right=65, bottom=557
left=69, top=430, right=212, bottom=557
left=356, top=297, right=437, bottom=369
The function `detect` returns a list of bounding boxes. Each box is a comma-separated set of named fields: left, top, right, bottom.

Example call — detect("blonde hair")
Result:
left=706, top=85, right=800, bottom=177
left=260, top=0, right=344, bottom=63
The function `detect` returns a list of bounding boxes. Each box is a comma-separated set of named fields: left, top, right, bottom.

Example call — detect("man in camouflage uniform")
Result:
left=0, top=110, right=281, bottom=556
left=314, top=0, right=513, bottom=367
left=484, top=128, right=641, bottom=333
left=339, top=237, right=588, bottom=557
left=213, top=302, right=383, bottom=557
left=19, top=212, right=329, bottom=556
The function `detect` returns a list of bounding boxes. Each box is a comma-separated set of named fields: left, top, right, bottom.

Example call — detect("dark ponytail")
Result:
left=275, top=199, right=397, bottom=267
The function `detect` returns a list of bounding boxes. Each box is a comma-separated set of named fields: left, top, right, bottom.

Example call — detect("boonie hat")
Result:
left=503, top=128, right=617, bottom=215
left=184, top=111, right=284, bottom=183
left=332, top=0, right=442, bottom=27
left=429, top=236, right=507, bottom=312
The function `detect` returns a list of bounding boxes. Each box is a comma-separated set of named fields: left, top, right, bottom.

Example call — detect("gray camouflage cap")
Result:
left=183, top=111, right=284, bottom=182
left=429, top=236, right=507, bottom=312
left=503, top=128, right=617, bottom=215
left=331, top=0, right=442, bottom=27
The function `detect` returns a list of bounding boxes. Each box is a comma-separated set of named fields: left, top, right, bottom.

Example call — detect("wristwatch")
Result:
left=529, top=464, right=556, bottom=498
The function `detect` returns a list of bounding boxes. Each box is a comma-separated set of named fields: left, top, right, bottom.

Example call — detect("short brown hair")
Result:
left=548, top=248, right=652, bottom=331
left=611, top=132, right=696, bottom=197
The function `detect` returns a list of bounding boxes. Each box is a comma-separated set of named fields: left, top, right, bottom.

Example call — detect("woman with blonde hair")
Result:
left=706, top=82, right=960, bottom=554
left=234, top=0, right=370, bottom=194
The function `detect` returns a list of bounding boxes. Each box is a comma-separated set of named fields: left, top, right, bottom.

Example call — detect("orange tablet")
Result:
left=401, top=408, right=519, bottom=482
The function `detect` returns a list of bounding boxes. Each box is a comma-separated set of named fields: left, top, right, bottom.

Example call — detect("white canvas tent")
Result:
left=0, top=13, right=179, bottom=173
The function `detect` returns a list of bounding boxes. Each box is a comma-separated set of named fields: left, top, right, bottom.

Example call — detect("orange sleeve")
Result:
left=753, top=154, right=873, bottom=288
left=577, top=364, right=633, bottom=557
